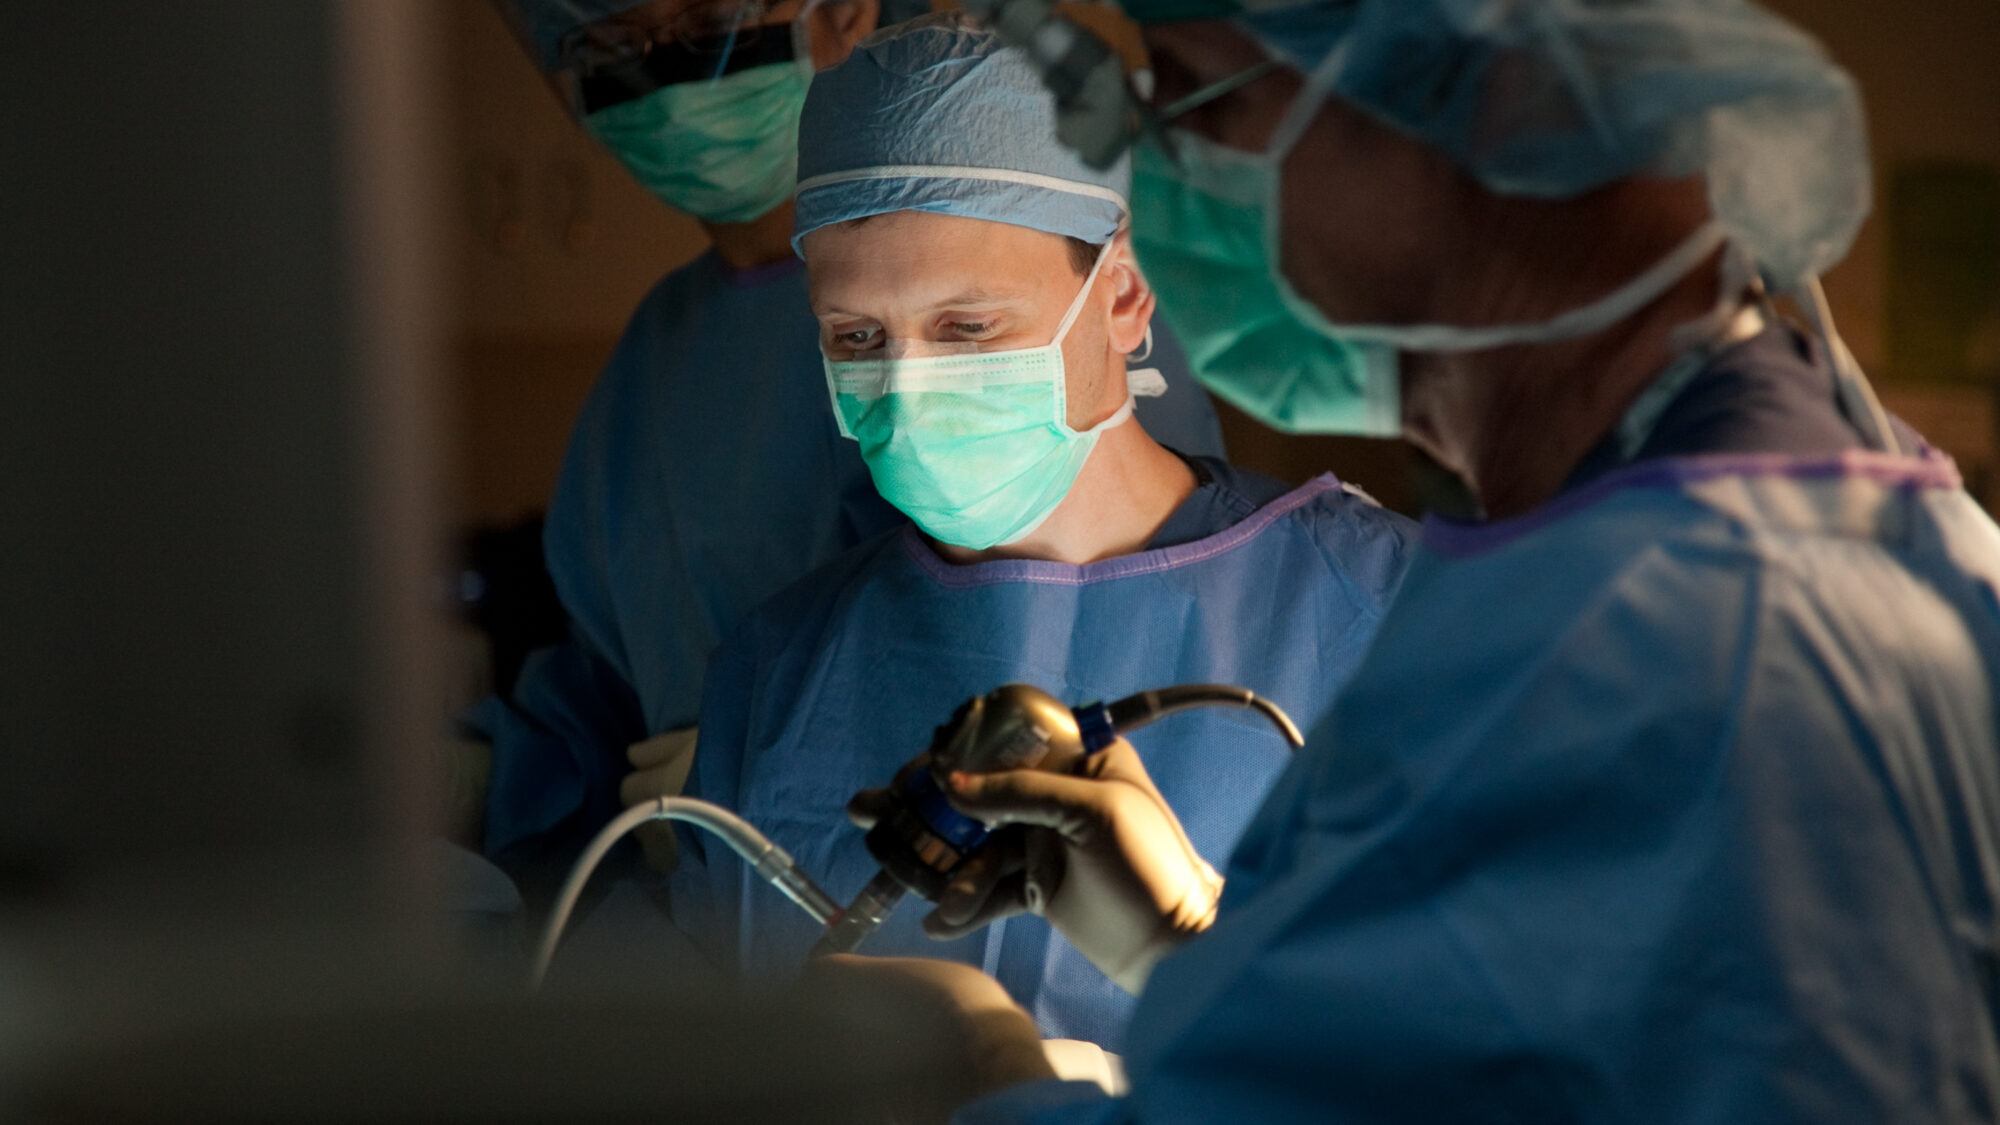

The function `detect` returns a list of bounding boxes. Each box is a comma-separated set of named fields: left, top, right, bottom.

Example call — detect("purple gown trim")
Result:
left=1422, top=449, right=1964, bottom=559
left=903, top=474, right=1346, bottom=588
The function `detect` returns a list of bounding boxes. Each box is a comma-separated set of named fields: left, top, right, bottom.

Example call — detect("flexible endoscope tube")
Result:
left=1105, top=685, right=1306, bottom=747
left=529, top=796, right=839, bottom=990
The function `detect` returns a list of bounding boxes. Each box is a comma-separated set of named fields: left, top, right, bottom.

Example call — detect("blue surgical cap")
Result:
left=792, top=11, right=1131, bottom=257
left=1132, top=0, right=1871, bottom=286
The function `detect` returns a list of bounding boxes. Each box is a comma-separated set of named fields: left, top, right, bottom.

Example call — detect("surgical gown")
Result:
left=474, top=252, right=1227, bottom=870
left=669, top=461, right=1415, bottom=1051
left=968, top=325, right=2000, bottom=1121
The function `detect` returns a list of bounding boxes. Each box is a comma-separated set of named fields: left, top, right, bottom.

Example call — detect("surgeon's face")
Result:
left=1139, top=21, right=1474, bottom=328
left=803, top=212, right=1152, bottom=429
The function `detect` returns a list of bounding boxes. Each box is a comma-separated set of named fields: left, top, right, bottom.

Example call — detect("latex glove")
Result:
left=849, top=739, right=1222, bottom=995
left=1040, top=1039, right=1128, bottom=1096
left=618, top=726, right=698, bottom=873
left=804, top=954, right=1056, bottom=1115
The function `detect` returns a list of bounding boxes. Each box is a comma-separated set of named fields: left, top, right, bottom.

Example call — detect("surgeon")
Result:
left=663, top=11, right=1413, bottom=1054
left=471, top=0, right=1229, bottom=880
left=816, top=1, right=2000, bottom=1120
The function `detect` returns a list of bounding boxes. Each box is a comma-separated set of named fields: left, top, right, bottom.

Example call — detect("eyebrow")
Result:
left=813, top=285, right=1037, bottom=319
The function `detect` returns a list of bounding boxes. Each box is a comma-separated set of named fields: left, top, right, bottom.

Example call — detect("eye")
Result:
left=834, top=325, right=882, bottom=350
left=945, top=320, right=994, bottom=338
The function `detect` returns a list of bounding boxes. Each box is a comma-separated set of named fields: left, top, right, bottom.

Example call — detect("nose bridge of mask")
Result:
left=879, top=339, right=982, bottom=360
left=826, top=238, right=1116, bottom=405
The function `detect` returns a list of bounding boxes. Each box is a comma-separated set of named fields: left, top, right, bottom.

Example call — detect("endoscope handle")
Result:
left=913, top=697, right=1111, bottom=816
left=906, top=699, right=1111, bottom=855
left=877, top=694, right=1105, bottom=887
left=899, top=766, right=994, bottom=852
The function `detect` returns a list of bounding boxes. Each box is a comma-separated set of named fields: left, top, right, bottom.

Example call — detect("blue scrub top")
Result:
left=476, top=251, right=1228, bottom=874
left=671, top=458, right=1415, bottom=1051
left=969, top=322, right=2000, bottom=1121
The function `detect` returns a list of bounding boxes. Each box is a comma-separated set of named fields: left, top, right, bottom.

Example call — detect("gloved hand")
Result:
left=1040, top=1039, right=1128, bottom=1096
left=849, top=739, right=1222, bottom=995
left=618, top=726, right=699, bottom=873
left=803, top=954, right=1056, bottom=1115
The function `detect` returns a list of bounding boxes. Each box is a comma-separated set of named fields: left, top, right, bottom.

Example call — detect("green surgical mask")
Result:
left=1132, top=48, right=1735, bottom=438
left=584, top=56, right=808, bottom=224
left=1129, top=129, right=1402, bottom=437
left=824, top=244, right=1145, bottom=550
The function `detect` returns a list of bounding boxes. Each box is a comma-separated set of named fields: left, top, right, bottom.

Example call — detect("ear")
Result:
left=1102, top=229, right=1157, bottom=358
left=807, top=0, right=882, bottom=69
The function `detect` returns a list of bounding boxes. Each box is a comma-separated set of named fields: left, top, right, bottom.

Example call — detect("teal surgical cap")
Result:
left=792, top=11, right=1131, bottom=256
left=1126, top=0, right=1873, bottom=285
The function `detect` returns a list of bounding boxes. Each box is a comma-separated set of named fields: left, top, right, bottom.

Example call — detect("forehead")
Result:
left=803, top=211, right=1072, bottom=300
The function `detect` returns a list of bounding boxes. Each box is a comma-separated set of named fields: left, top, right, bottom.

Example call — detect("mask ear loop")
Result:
left=1259, top=37, right=1729, bottom=359
left=1264, top=37, right=1352, bottom=165
left=1131, top=324, right=1155, bottom=364
left=1158, top=58, right=1285, bottom=126
left=709, top=4, right=751, bottom=82
left=1053, top=239, right=1144, bottom=434
left=1616, top=244, right=1766, bottom=462
left=1800, top=276, right=1900, bottom=455
left=1124, top=325, right=1169, bottom=397
left=1050, top=237, right=1119, bottom=347
left=1122, top=229, right=1156, bottom=369
left=708, top=0, right=822, bottom=84
left=1664, top=242, right=1760, bottom=356
left=1118, top=229, right=1168, bottom=395
left=1095, top=231, right=1168, bottom=399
